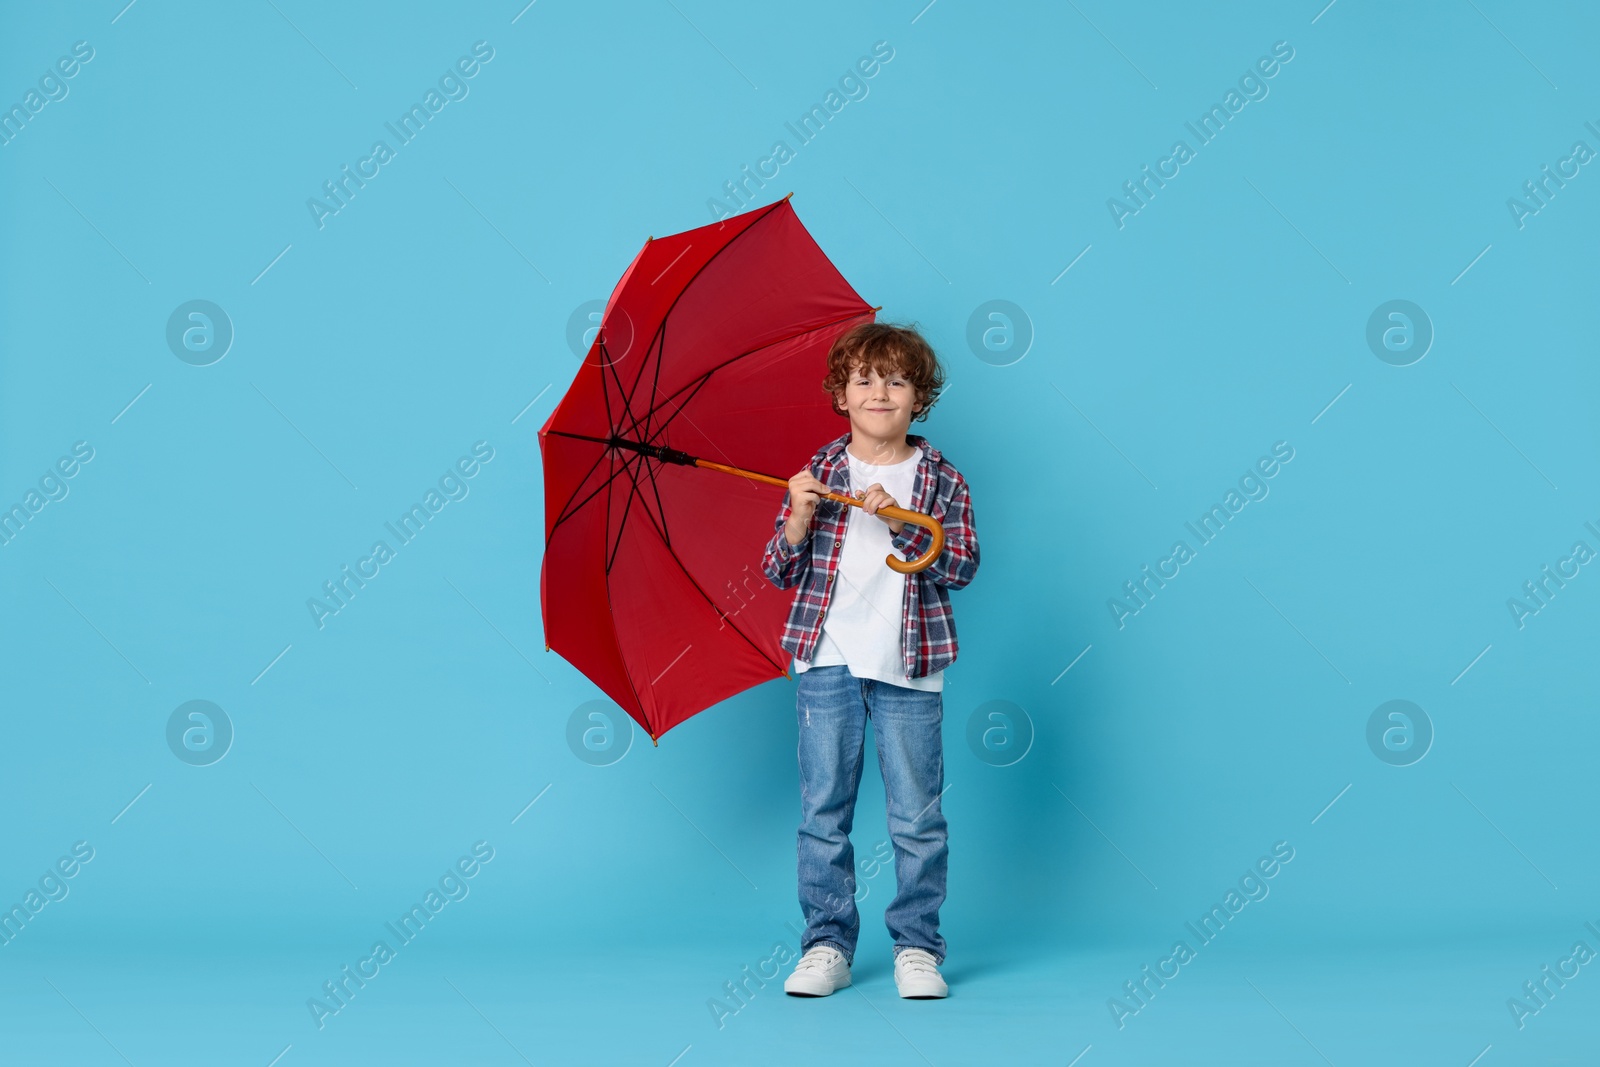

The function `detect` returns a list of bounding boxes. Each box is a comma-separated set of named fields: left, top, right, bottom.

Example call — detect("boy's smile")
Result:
left=836, top=365, right=922, bottom=464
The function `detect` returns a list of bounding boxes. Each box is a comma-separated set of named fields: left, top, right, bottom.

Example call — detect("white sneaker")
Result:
left=784, top=944, right=851, bottom=997
left=893, top=948, right=948, bottom=998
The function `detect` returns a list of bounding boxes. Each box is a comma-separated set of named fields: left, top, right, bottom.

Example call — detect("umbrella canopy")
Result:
left=539, top=195, right=875, bottom=744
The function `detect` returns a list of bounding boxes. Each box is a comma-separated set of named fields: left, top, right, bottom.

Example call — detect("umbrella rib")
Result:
left=548, top=448, right=789, bottom=694
left=602, top=338, right=643, bottom=458
left=601, top=326, right=672, bottom=575
left=601, top=335, right=652, bottom=447
left=548, top=429, right=609, bottom=517
left=542, top=411, right=702, bottom=544
left=598, top=441, right=655, bottom=738
left=610, top=201, right=787, bottom=446
left=602, top=435, right=786, bottom=722
left=641, top=312, right=671, bottom=456
left=548, top=336, right=651, bottom=539
left=548, top=306, right=864, bottom=542
left=639, top=371, right=714, bottom=450
left=605, top=447, right=669, bottom=574
left=612, top=198, right=851, bottom=451
left=638, top=376, right=773, bottom=505
left=549, top=469, right=608, bottom=537
left=604, top=435, right=642, bottom=574
left=630, top=427, right=682, bottom=554
left=547, top=437, right=623, bottom=537
left=629, top=434, right=676, bottom=557
left=640, top=421, right=677, bottom=543
left=630, top=439, right=789, bottom=675
left=606, top=429, right=790, bottom=676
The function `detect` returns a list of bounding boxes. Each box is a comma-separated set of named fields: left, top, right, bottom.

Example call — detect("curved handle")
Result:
left=820, top=492, right=945, bottom=574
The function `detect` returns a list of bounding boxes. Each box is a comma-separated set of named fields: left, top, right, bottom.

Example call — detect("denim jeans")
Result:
left=795, top=664, right=948, bottom=966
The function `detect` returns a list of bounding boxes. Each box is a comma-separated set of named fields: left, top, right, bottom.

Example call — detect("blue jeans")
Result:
left=795, top=664, right=948, bottom=966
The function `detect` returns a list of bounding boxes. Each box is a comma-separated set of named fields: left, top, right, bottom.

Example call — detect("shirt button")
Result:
left=834, top=540, right=841, bottom=548
left=827, top=574, right=835, bottom=583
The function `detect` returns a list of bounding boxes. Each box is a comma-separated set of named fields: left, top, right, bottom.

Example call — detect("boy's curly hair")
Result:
left=822, top=321, right=946, bottom=423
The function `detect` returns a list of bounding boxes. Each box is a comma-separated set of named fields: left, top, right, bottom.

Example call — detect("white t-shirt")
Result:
left=794, top=447, right=944, bottom=692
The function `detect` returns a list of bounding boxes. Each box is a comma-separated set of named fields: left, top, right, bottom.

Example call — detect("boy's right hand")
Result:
left=785, top=469, right=830, bottom=540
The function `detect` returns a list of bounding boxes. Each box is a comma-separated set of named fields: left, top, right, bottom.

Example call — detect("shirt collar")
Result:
left=821, top=431, right=941, bottom=467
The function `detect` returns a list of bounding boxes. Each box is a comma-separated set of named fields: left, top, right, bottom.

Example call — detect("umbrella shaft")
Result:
left=551, top=432, right=788, bottom=491
left=547, top=431, right=697, bottom=467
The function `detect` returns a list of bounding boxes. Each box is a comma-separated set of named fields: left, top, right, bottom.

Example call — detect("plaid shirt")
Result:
left=760, top=432, right=979, bottom=679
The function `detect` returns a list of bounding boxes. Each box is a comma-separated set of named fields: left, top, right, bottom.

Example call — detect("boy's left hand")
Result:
left=856, top=483, right=904, bottom=535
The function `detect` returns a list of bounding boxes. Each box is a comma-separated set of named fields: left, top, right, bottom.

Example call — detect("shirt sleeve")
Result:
left=761, top=489, right=811, bottom=589
left=889, top=470, right=978, bottom=590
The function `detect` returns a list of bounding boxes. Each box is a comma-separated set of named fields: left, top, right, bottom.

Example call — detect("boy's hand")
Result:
left=857, top=483, right=905, bottom=535
left=784, top=469, right=829, bottom=544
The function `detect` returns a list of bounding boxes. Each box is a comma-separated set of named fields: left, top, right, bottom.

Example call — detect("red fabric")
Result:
left=539, top=198, right=874, bottom=743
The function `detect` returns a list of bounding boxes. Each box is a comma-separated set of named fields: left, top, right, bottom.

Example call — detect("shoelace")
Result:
left=796, top=949, right=842, bottom=973
left=897, top=951, right=939, bottom=976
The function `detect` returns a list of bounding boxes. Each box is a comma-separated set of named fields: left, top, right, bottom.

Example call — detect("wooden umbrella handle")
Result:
left=817, top=493, right=945, bottom=575
left=692, top=459, right=946, bottom=574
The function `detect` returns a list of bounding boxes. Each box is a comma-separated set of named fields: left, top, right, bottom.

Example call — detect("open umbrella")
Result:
left=538, top=194, right=944, bottom=745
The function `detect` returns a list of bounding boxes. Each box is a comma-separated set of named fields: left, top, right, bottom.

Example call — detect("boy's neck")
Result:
left=847, top=431, right=917, bottom=465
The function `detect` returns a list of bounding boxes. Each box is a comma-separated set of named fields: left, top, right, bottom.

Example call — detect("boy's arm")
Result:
left=889, top=472, right=978, bottom=590
left=761, top=490, right=811, bottom=589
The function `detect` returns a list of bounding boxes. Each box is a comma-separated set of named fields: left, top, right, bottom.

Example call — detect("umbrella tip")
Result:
left=652, top=734, right=659, bottom=747
left=783, top=191, right=794, bottom=201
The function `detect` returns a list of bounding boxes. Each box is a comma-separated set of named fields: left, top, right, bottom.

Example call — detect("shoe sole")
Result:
left=784, top=973, right=851, bottom=997
left=895, top=979, right=948, bottom=998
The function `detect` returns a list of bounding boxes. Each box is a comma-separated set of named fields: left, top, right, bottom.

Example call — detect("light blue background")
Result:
left=2, top=1, right=1597, bottom=1064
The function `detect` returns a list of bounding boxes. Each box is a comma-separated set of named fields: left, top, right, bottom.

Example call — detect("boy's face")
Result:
left=835, top=362, right=922, bottom=442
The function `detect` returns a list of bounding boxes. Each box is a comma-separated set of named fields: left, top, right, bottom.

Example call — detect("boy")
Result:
left=760, top=321, right=979, bottom=1000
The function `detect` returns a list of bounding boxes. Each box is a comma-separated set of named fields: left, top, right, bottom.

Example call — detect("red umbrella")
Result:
left=538, top=195, right=943, bottom=745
